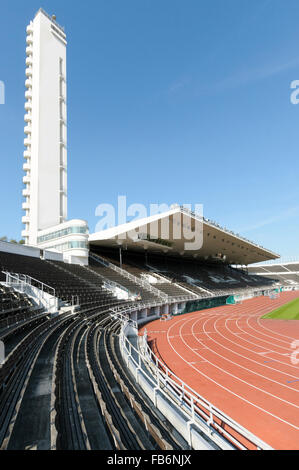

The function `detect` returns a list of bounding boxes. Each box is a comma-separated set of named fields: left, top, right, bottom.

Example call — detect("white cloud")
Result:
left=168, top=77, right=190, bottom=95
left=213, top=57, right=299, bottom=93
left=238, top=206, right=299, bottom=233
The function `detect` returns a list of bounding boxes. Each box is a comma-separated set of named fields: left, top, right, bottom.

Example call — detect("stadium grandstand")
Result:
left=1, top=7, right=299, bottom=453
left=1, top=220, right=296, bottom=450
left=248, top=260, right=299, bottom=289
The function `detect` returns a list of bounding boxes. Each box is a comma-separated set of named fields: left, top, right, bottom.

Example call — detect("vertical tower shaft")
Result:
left=22, top=9, right=67, bottom=245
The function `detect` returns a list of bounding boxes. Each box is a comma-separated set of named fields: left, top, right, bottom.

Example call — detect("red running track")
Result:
left=139, top=291, right=299, bottom=450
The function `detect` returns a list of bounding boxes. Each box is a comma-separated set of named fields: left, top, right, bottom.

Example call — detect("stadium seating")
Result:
left=248, top=263, right=299, bottom=287
left=88, top=257, right=162, bottom=301
left=0, top=284, right=33, bottom=315
left=89, top=247, right=275, bottom=298
left=0, top=251, right=125, bottom=309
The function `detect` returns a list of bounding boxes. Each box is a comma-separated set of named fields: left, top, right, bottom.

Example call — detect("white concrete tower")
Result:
left=22, top=9, right=67, bottom=245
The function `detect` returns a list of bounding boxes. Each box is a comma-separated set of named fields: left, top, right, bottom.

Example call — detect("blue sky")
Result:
left=0, top=0, right=299, bottom=257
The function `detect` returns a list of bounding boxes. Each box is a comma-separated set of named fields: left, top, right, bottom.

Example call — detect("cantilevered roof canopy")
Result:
left=89, top=206, right=279, bottom=265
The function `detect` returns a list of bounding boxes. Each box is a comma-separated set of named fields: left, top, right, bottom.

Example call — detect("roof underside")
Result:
left=89, top=208, right=279, bottom=266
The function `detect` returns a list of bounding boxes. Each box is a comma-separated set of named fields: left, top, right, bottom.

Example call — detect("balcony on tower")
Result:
left=21, top=229, right=30, bottom=239
left=23, top=175, right=31, bottom=184
left=22, top=201, right=30, bottom=211
left=22, top=215, right=30, bottom=224
left=26, top=34, right=33, bottom=45
left=26, top=56, right=33, bottom=67
left=24, top=125, right=32, bottom=135
left=25, top=78, right=32, bottom=88
left=26, top=24, right=34, bottom=34
left=22, top=188, right=30, bottom=197
left=24, top=101, right=32, bottom=111
left=23, top=162, right=31, bottom=171
left=24, top=113, right=32, bottom=123
left=26, top=46, right=33, bottom=56
left=23, top=149, right=31, bottom=159
left=25, top=67, right=33, bottom=78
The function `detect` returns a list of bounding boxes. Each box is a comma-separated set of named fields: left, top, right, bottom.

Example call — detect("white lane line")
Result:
left=256, top=293, right=299, bottom=341
left=244, top=315, right=293, bottom=351
left=189, top=360, right=207, bottom=364
left=223, top=315, right=299, bottom=371
left=248, top=315, right=296, bottom=345
left=227, top=314, right=296, bottom=358
left=220, top=322, right=295, bottom=375
left=192, top=315, right=299, bottom=392
left=238, top=316, right=293, bottom=353
left=257, top=317, right=299, bottom=341
left=165, top=315, right=299, bottom=433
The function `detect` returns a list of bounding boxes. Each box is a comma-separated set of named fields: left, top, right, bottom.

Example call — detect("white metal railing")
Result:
left=90, top=253, right=197, bottom=303
left=171, top=280, right=199, bottom=298
left=90, top=253, right=276, bottom=303
left=2, top=271, right=55, bottom=296
left=109, top=293, right=202, bottom=319
left=149, top=268, right=200, bottom=299
left=110, top=309, right=138, bottom=331
left=83, top=264, right=129, bottom=298
left=250, top=257, right=299, bottom=267
left=90, top=253, right=169, bottom=300
left=2, top=271, right=58, bottom=313
left=115, top=306, right=273, bottom=450
left=110, top=300, right=165, bottom=318
left=258, top=270, right=299, bottom=276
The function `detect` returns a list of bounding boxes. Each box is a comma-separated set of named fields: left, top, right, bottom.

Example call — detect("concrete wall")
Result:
left=0, top=240, right=64, bottom=264
left=0, top=240, right=40, bottom=258
left=43, top=250, right=64, bottom=262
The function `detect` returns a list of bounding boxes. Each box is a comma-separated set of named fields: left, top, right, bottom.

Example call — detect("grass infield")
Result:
left=262, top=297, right=299, bottom=320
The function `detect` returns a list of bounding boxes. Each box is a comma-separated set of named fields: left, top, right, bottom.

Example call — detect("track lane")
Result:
left=140, top=292, right=299, bottom=449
